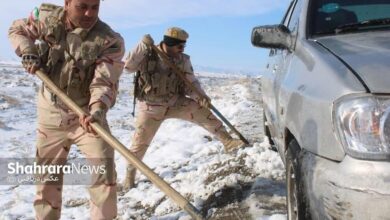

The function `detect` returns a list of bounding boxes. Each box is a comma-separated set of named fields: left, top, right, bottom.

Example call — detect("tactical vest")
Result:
left=136, top=46, right=185, bottom=103
left=37, top=4, right=115, bottom=107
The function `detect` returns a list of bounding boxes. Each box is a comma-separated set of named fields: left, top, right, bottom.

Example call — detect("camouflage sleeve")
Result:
left=124, top=41, right=148, bottom=73
left=8, top=7, right=44, bottom=56
left=89, top=34, right=125, bottom=109
left=183, top=56, right=207, bottom=100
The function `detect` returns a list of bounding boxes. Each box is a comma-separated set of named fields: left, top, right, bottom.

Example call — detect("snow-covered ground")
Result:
left=0, top=63, right=287, bottom=220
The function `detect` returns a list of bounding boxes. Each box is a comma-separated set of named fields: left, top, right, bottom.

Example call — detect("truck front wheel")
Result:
left=286, top=139, right=310, bottom=220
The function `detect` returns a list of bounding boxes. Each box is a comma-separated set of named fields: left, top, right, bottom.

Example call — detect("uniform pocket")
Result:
left=37, top=107, right=62, bottom=127
left=138, top=102, right=167, bottom=121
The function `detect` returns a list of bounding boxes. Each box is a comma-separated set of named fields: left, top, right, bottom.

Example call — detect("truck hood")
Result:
left=316, top=30, right=390, bottom=93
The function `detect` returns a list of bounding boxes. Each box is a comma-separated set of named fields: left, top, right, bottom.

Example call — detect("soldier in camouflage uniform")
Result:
left=8, top=0, right=125, bottom=219
left=122, top=27, right=245, bottom=191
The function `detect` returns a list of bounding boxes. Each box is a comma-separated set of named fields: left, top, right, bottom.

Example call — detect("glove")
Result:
left=142, top=34, right=154, bottom=46
left=22, top=53, right=40, bottom=74
left=198, top=96, right=211, bottom=108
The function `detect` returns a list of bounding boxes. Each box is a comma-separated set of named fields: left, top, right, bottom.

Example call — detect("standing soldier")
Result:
left=123, top=27, right=245, bottom=191
left=8, top=0, right=125, bottom=219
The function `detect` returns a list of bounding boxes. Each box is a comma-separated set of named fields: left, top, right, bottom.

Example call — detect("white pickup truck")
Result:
left=251, top=0, right=390, bottom=219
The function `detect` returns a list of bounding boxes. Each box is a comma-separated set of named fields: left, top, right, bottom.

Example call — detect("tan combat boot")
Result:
left=121, top=164, right=136, bottom=191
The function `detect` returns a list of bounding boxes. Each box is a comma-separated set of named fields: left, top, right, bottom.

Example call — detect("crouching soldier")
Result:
left=8, top=0, right=125, bottom=219
left=122, top=27, right=245, bottom=191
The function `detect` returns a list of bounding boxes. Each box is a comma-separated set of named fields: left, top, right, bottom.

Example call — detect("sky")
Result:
left=1, top=0, right=289, bottom=75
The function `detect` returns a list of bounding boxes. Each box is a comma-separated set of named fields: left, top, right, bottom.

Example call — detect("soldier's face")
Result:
left=65, top=0, right=100, bottom=29
left=166, top=43, right=186, bottom=58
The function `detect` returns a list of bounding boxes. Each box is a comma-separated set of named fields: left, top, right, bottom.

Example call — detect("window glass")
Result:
left=310, top=0, right=390, bottom=35
left=282, top=1, right=296, bottom=26
left=288, top=0, right=304, bottom=32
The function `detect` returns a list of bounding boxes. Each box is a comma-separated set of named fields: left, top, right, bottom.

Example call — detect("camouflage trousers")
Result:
left=34, top=88, right=117, bottom=220
left=130, top=97, right=230, bottom=159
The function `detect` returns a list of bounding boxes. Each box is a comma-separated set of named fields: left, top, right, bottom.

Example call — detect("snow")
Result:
left=0, top=62, right=287, bottom=219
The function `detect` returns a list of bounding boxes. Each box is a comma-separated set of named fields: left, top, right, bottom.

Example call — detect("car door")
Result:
left=274, top=0, right=305, bottom=152
left=261, top=0, right=296, bottom=141
left=271, top=0, right=304, bottom=151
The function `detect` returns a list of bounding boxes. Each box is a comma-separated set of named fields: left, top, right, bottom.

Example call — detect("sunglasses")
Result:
left=176, top=44, right=186, bottom=50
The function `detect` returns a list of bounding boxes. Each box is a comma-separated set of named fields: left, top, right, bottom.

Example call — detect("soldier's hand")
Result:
left=80, top=102, right=106, bottom=135
left=22, top=54, right=40, bottom=74
left=198, top=96, right=211, bottom=108
left=142, top=34, right=154, bottom=46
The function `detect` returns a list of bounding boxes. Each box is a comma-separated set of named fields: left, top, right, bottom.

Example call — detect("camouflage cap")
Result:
left=164, top=27, right=189, bottom=41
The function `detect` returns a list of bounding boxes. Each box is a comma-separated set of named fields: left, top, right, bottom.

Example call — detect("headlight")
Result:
left=333, top=94, right=390, bottom=160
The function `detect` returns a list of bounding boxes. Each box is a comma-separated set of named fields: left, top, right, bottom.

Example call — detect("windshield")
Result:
left=310, top=0, right=390, bottom=35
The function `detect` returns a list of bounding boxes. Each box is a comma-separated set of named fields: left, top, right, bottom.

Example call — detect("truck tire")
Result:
left=286, top=139, right=310, bottom=220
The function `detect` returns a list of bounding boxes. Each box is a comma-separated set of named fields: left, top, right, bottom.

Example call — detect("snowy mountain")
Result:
left=193, top=65, right=261, bottom=77
left=0, top=62, right=286, bottom=220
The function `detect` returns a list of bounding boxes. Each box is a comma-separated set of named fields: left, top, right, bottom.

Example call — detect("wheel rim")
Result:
left=287, top=162, right=298, bottom=220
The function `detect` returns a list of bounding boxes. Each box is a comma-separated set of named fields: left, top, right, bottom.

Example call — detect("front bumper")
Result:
left=301, top=152, right=390, bottom=220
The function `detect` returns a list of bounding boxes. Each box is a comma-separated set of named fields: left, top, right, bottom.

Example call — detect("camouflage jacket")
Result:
left=8, top=3, right=125, bottom=109
left=125, top=40, right=206, bottom=105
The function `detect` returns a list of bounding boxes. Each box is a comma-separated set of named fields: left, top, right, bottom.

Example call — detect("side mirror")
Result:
left=251, top=24, right=292, bottom=50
